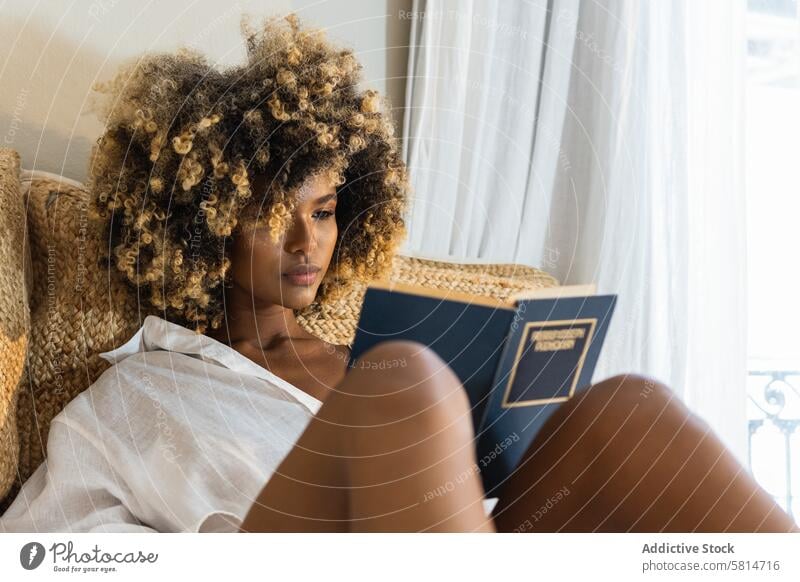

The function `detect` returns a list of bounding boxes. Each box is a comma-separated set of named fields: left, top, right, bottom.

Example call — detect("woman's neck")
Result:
left=209, top=282, right=311, bottom=349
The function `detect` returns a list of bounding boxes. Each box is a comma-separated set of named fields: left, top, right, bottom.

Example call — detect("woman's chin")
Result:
left=277, top=285, right=320, bottom=310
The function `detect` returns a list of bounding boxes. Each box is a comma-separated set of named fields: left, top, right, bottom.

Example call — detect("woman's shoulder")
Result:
left=320, top=340, right=352, bottom=367
left=52, top=349, right=205, bottom=444
left=67, top=350, right=185, bottom=413
left=294, top=338, right=352, bottom=386
left=328, top=341, right=352, bottom=356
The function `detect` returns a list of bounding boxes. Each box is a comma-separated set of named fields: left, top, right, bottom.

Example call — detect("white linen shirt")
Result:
left=0, top=315, right=325, bottom=533
left=1, top=315, right=496, bottom=533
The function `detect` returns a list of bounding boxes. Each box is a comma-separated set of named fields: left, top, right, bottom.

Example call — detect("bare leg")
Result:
left=492, top=374, right=799, bottom=532
left=239, top=340, right=493, bottom=532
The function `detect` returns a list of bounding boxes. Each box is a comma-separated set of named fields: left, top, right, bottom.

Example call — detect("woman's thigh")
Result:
left=491, top=374, right=799, bottom=532
left=239, top=340, right=493, bottom=532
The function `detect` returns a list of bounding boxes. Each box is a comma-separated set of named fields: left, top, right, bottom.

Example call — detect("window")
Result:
left=745, top=0, right=800, bottom=521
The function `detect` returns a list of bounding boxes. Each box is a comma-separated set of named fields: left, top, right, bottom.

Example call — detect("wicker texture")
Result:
left=0, top=148, right=30, bottom=505
left=0, top=163, right=559, bottom=510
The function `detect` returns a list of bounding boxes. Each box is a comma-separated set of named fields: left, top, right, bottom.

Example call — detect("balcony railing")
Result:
left=747, top=369, right=800, bottom=520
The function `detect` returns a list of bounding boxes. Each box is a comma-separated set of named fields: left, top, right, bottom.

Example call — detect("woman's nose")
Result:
left=283, top=216, right=317, bottom=255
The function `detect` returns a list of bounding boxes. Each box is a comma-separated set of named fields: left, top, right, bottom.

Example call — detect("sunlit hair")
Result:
left=87, top=14, right=409, bottom=334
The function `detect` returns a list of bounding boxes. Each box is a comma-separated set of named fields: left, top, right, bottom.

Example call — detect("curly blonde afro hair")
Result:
left=87, top=14, right=409, bottom=334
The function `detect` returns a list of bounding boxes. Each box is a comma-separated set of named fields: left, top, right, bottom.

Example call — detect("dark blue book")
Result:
left=350, top=281, right=617, bottom=497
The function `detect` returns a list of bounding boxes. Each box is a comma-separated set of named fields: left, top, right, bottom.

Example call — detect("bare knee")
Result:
left=587, top=373, right=685, bottom=413
left=334, top=340, right=472, bottom=427
left=552, top=373, right=688, bottom=445
left=344, top=340, right=464, bottom=398
left=582, top=373, right=675, bottom=405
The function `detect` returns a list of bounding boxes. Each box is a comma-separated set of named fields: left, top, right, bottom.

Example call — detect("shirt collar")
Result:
left=99, top=315, right=323, bottom=415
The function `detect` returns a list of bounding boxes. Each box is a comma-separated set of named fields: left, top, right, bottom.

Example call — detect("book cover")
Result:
left=349, top=281, right=617, bottom=496
left=476, top=294, right=617, bottom=494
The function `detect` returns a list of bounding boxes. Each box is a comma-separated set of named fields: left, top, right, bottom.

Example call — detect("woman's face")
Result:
left=229, top=172, right=339, bottom=310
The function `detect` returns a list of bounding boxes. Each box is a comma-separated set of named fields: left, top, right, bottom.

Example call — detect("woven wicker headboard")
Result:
left=0, top=159, right=559, bottom=509
left=0, top=149, right=29, bottom=508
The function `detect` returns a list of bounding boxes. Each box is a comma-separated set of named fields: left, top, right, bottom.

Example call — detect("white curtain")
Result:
left=402, top=0, right=749, bottom=464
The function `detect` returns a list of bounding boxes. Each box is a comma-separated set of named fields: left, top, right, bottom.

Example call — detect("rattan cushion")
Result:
left=0, top=148, right=30, bottom=505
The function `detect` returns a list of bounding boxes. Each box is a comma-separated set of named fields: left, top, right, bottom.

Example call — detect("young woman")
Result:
left=1, top=15, right=796, bottom=533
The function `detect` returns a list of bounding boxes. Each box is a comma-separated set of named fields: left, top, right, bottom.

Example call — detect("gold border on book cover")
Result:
left=501, top=318, right=597, bottom=408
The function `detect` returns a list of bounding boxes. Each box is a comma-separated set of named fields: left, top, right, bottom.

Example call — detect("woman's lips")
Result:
left=282, top=270, right=319, bottom=286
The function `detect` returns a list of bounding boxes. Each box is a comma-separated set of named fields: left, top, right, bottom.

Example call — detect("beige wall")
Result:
left=0, top=0, right=412, bottom=181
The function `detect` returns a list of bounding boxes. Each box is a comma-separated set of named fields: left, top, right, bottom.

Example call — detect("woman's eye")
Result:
left=313, top=209, right=335, bottom=220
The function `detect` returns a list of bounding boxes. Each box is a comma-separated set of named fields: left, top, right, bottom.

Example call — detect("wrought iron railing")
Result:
left=747, top=369, right=800, bottom=521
